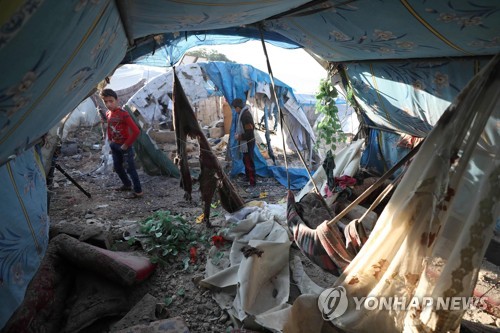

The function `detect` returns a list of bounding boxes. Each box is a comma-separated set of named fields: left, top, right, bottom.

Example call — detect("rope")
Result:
left=175, top=136, right=255, bottom=154
left=258, top=26, right=333, bottom=217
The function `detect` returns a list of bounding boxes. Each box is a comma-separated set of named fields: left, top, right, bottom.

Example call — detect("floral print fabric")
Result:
left=0, top=147, right=49, bottom=328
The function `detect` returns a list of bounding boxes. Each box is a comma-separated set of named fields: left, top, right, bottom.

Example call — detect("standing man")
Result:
left=100, top=88, right=143, bottom=198
left=232, top=98, right=256, bottom=187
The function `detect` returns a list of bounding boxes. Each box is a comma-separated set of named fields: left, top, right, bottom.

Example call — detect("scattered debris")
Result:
left=241, top=245, right=264, bottom=258
left=41, top=126, right=499, bottom=332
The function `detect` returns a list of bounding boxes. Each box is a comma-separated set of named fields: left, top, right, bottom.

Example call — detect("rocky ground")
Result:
left=46, top=125, right=499, bottom=332
left=47, top=125, right=335, bottom=332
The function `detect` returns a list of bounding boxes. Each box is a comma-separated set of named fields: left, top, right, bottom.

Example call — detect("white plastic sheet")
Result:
left=296, top=139, right=364, bottom=202
left=202, top=203, right=292, bottom=328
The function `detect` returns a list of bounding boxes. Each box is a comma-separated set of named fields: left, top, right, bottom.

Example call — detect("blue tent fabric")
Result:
left=125, top=1, right=309, bottom=40
left=268, top=166, right=310, bottom=191
left=348, top=57, right=492, bottom=170
left=200, top=62, right=269, bottom=177
left=198, top=62, right=316, bottom=182
left=0, top=0, right=127, bottom=167
left=122, top=1, right=500, bottom=65
left=346, top=57, right=492, bottom=136
left=263, top=1, right=500, bottom=62
left=0, top=147, right=49, bottom=327
left=124, top=28, right=301, bottom=67
left=199, top=62, right=297, bottom=179
left=360, top=128, right=412, bottom=178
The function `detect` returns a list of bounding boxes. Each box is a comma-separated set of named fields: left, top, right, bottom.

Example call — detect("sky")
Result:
left=109, top=41, right=327, bottom=94
left=106, top=42, right=359, bottom=134
left=195, top=41, right=328, bottom=95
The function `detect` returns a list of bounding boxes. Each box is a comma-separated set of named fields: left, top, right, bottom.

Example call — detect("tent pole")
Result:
left=258, top=26, right=290, bottom=189
left=259, top=25, right=333, bottom=217
left=54, top=163, right=92, bottom=198
left=309, top=135, right=313, bottom=169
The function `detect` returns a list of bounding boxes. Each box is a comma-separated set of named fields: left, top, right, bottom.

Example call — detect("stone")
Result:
left=209, top=127, right=224, bottom=139
left=149, top=130, right=176, bottom=144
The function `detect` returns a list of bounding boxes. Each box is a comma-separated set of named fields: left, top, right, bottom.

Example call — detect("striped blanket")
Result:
left=287, top=190, right=358, bottom=275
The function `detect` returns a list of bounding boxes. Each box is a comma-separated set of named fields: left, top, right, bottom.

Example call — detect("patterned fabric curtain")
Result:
left=326, top=55, right=500, bottom=332
left=0, top=147, right=49, bottom=328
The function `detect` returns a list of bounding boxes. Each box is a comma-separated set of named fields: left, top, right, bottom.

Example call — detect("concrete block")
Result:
left=149, top=130, right=176, bottom=144
left=209, top=127, right=224, bottom=138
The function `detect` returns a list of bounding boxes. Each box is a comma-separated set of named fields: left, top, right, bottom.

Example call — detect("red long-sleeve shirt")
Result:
left=106, top=108, right=140, bottom=146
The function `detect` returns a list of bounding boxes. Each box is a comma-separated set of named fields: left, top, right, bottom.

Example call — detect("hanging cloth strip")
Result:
left=171, top=68, right=244, bottom=226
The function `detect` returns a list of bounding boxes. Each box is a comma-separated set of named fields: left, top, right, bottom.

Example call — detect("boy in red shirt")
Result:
left=100, top=89, right=143, bottom=198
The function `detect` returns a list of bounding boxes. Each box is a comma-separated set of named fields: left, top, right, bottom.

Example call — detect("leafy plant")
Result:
left=176, top=287, right=186, bottom=297
left=315, top=79, right=346, bottom=152
left=133, top=210, right=210, bottom=265
left=164, top=296, right=173, bottom=307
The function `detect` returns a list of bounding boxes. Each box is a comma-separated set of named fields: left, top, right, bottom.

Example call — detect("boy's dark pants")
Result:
left=110, top=142, right=142, bottom=193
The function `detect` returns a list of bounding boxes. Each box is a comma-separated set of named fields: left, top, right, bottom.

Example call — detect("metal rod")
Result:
left=54, top=163, right=92, bottom=198
left=258, top=25, right=333, bottom=217
left=259, top=26, right=290, bottom=189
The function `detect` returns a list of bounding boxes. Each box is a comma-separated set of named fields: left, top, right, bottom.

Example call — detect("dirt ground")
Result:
left=46, top=126, right=499, bottom=332
left=47, top=125, right=336, bottom=332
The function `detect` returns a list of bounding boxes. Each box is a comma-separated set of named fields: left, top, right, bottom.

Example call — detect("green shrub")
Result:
left=315, top=79, right=347, bottom=153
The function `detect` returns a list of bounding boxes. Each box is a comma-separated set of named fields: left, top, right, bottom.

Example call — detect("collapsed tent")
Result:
left=127, top=62, right=316, bottom=188
left=286, top=52, right=500, bottom=333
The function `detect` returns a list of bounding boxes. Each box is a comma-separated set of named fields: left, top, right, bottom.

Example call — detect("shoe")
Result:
left=130, top=192, right=143, bottom=199
left=114, top=185, right=132, bottom=191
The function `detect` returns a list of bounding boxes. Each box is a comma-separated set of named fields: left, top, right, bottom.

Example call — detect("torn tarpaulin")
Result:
left=172, top=68, right=244, bottom=227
